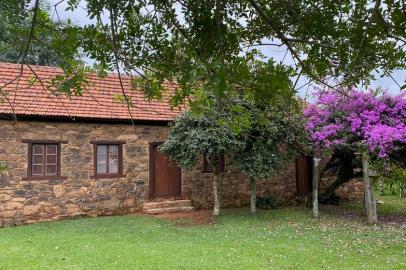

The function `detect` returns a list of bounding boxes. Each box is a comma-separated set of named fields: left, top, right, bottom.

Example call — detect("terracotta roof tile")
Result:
left=0, top=62, right=183, bottom=121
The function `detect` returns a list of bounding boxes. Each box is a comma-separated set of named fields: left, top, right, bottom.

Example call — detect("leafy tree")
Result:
left=305, top=88, right=406, bottom=194
left=3, top=0, right=404, bottom=122
left=0, top=1, right=79, bottom=66
left=372, top=147, right=406, bottom=197
left=246, top=0, right=406, bottom=88
left=0, top=0, right=404, bottom=137
left=160, top=95, right=309, bottom=215
left=73, top=0, right=406, bottom=100
left=305, top=89, right=406, bottom=223
left=159, top=109, right=244, bottom=215
left=234, top=101, right=310, bottom=213
left=304, top=88, right=406, bottom=158
left=384, top=163, right=406, bottom=198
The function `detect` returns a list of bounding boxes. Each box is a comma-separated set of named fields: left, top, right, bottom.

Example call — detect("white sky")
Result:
left=50, top=0, right=405, bottom=100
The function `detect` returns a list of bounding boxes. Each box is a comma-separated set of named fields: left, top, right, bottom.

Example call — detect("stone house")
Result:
left=0, top=63, right=310, bottom=227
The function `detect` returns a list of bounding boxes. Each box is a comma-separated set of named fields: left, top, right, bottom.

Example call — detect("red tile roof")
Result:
left=0, top=62, right=183, bottom=122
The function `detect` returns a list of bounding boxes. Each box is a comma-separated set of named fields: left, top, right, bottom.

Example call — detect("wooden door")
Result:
left=149, top=143, right=181, bottom=198
left=296, top=156, right=313, bottom=196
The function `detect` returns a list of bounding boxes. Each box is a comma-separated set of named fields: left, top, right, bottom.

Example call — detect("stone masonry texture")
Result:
left=0, top=120, right=297, bottom=227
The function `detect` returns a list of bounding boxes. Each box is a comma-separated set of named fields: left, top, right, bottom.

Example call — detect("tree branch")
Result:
left=242, top=42, right=283, bottom=49
left=350, top=0, right=382, bottom=74
left=19, top=0, right=40, bottom=68
left=283, top=37, right=334, bottom=49
left=109, top=7, right=135, bottom=126
left=248, top=0, right=350, bottom=97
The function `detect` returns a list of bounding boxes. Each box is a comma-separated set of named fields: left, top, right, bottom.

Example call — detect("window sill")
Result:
left=22, top=176, right=67, bottom=181
left=91, top=174, right=126, bottom=179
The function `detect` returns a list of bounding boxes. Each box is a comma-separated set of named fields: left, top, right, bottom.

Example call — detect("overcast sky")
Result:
left=50, top=0, right=405, bottom=99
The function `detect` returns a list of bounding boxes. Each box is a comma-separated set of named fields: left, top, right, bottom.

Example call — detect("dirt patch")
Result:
left=379, top=214, right=406, bottom=227
left=322, top=204, right=406, bottom=227
left=154, top=210, right=214, bottom=227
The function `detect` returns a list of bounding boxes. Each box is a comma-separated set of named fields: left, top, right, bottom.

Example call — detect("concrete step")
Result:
left=143, top=200, right=192, bottom=210
left=143, top=206, right=194, bottom=214
left=142, top=200, right=194, bottom=214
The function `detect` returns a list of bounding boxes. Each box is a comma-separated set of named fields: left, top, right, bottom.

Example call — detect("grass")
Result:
left=0, top=197, right=405, bottom=270
left=376, top=196, right=406, bottom=215
left=336, top=192, right=406, bottom=216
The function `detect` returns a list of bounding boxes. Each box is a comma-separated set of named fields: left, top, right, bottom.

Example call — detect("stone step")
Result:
left=142, top=200, right=192, bottom=210
left=143, top=206, right=194, bottom=215
left=142, top=199, right=194, bottom=214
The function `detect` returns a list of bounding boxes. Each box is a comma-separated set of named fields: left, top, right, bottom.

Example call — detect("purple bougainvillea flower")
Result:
left=304, top=88, right=406, bottom=158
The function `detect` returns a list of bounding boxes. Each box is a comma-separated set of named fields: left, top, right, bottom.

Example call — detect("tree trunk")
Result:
left=250, top=177, right=256, bottom=214
left=362, top=191, right=366, bottom=216
left=362, top=153, right=377, bottom=224
left=400, top=183, right=405, bottom=198
left=312, top=158, right=321, bottom=218
left=213, top=173, right=220, bottom=216
left=320, top=150, right=355, bottom=203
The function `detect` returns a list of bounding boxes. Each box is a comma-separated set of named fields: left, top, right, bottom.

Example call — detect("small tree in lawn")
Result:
left=234, top=102, right=310, bottom=213
left=159, top=110, right=243, bottom=216
left=304, top=88, right=406, bottom=223
left=389, top=165, right=406, bottom=198
left=374, top=146, right=406, bottom=197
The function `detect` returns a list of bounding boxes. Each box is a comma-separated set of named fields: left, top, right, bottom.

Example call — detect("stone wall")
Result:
left=319, top=175, right=364, bottom=202
left=336, top=178, right=364, bottom=202
left=0, top=120, right=168, bottom=227
left=0, top=120, right=298, bottom=227
left=183, top=159, right=297, bottom=209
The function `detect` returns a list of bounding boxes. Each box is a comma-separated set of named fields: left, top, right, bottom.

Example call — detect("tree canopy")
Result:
left=159, top=110, right=244, bottom=170
left=1, top=0, right=405, bottom=119
left=0, top=1, right=79, bottom=66
left=304, top=87, right=406, bottom=204
left=160, top=94, right=310, bottom=214
left=233, top=100, right=310, bottom=212
left=159, top=105, right=244, bottom=215
left=76, top=0, right=406, bottom=92
left=234, top=102, right=310, bottom=180
left=304, top=87, right=406, bottom=158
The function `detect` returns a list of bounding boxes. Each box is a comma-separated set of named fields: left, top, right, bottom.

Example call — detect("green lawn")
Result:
left=0, top=197, right=405, bottom=270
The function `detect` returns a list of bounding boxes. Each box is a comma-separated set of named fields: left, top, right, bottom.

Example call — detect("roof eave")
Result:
left=0, top=113, right=171, bottom=126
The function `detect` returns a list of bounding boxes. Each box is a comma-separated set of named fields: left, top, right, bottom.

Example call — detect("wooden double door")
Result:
left=149, top=142, right=181, bottom=199
left=295, top=156, right=313, bottom=196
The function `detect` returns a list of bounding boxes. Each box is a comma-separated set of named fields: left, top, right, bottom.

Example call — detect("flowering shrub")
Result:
left=304, top=88, right=406, bottom=158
